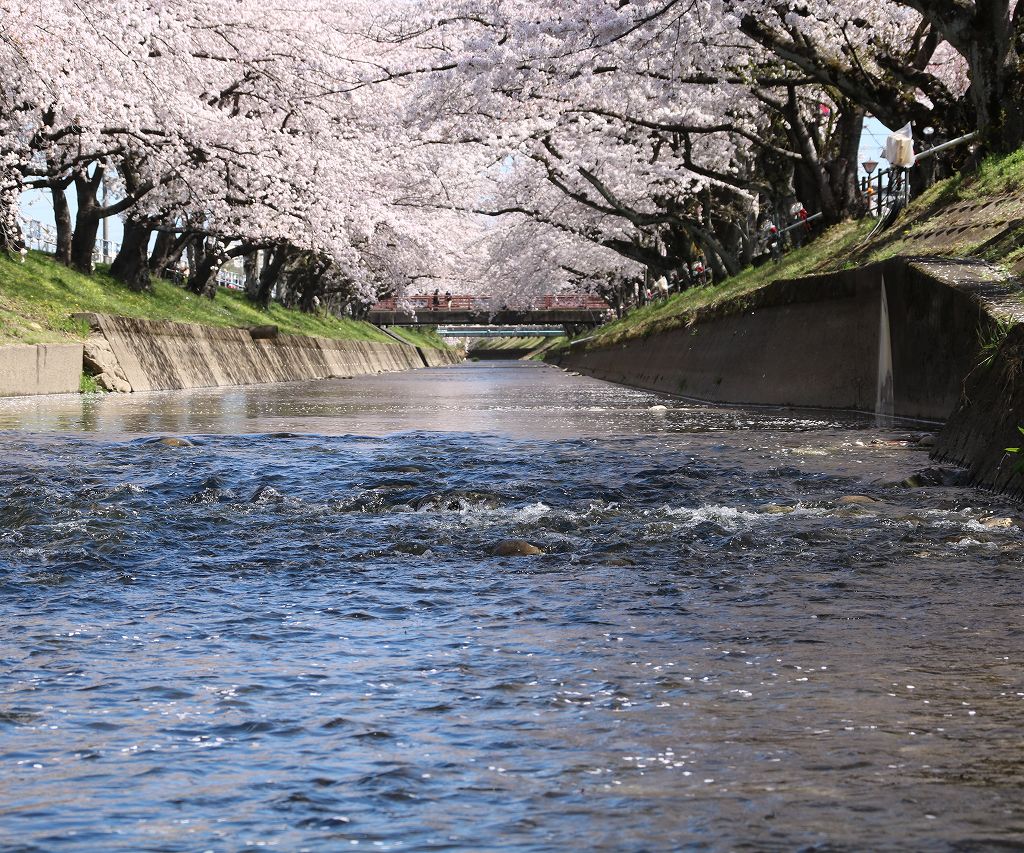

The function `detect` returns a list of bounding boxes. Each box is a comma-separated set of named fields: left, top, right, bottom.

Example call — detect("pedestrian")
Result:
left=432, top=289, right=440, bottom=309
left=767, top=224, right=782, bottom=263
left=445, top=290, right=452, bottom=309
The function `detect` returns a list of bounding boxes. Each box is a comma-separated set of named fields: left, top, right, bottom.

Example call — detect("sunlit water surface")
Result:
left=1, top=363, right=1022, bottom=851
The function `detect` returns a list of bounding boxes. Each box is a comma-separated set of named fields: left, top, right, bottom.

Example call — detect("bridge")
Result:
left=368, top=294, right=612, bottom=329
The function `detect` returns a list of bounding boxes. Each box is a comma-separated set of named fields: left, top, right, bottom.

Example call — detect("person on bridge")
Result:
left=432, top=289, right=440, bottom=309
left=445, top=290, right=452, bottom=309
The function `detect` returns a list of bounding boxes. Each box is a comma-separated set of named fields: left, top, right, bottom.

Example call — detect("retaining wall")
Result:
left=935, top=324, right=1024, bottom=496
left=0, top=343, right=83, bottom=397
left=76, top=313, right=457, bottom=393
left=554, top=258, right=1004, bottom=422
left=418, top=346, right=464, bottom=367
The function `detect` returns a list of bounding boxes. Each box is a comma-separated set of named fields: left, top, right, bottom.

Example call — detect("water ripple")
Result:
left=0, top=389, right=1022, bottom=850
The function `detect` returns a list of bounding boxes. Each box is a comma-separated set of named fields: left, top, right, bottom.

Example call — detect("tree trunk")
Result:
left=51, top=181, right=72, bottom=266
left=254, top=246, right=290, bottom=309
left=148, top=231, right=174, bottom=277
left=150, top=231, right=193, bottom=282
left=187, top=251, right=222, bottom=297
left=299, top=256, right=330, bottom=312
left=243, top=250, right=260, bottom=299
left=829, top=104, right=865, bottom=217
left=965, top=12, right=1024, bottom=152
left=110, top=219, right=152, bottom=292
left=784, top=89, right=842, bottom=224
left=70, top=169, right=103, bottom=274
left=694, top=226, right=741, bottom=278
left=701, top=244, right=729, bottom=283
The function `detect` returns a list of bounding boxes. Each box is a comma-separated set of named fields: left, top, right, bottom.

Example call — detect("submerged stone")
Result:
left=759, top=503, right=795, bottom=514
left=901, top=467, right=968, bottom=488
left=416, top=491, right=502, bottom=511
left=493, top=539, right=544, bottom=556
left=156, top=436, right=193, bottom=448
left=836, top=495, right=878, bottom=505
left=250, top=484, right=284, bottom=503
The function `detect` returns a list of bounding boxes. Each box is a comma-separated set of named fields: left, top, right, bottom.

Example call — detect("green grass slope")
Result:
left=852, top=148, right=1024, bottom=271
left=0, top=251, right=393, bottom=346
left=385, top=326, right=456, bottom=350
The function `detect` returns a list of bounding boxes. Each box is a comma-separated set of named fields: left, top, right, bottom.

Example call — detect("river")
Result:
left=0, top=362, right=1022, bottom=851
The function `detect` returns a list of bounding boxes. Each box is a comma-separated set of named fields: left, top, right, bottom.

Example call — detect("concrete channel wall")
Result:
left=0, top=343, right=83, bottom=397
left=75, top=313, right=459, bottom=393
left=936, top=323, right=1024, bottom=497
left=418, top=346, right=464, bottom=368
left=553, top=258, right=1001, bottom=423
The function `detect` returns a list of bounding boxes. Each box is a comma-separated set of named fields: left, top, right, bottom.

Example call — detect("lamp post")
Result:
left=862, top=160, right=879, bottom=216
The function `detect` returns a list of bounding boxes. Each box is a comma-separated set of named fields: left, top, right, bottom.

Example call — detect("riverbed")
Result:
left=0, top=362, right=1021, bottom=851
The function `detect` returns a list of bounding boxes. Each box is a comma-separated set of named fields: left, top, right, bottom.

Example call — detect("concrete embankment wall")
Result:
left=77, top=313, right=458, bottom=393
left=553, top=258, right=1000, bottom=423
left=0, top=343, right=83, bottom=397
left=418, top=346, right=464, bottom=367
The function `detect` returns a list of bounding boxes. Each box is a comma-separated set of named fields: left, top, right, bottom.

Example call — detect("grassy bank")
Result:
left=852, top=147, right=1024, bottom=271
left=0, top=251, right=394, bottom=346
left=564, top=149, right=1024, bottom=353
left=385, top=326, right=454, bottom=350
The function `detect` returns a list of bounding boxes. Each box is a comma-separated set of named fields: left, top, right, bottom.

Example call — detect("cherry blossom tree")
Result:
left=4, top=0, right=1020, bottom=315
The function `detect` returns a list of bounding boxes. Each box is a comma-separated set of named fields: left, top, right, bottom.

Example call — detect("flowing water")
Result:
left=0, top=362, right=1022, bottom=851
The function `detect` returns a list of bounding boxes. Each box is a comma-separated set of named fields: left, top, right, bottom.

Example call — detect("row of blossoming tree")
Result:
left=1, top=1, right=1020, bottom=312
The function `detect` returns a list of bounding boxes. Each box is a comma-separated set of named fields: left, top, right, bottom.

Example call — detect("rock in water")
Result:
left=250, top=485, right=284, bottom=503
left=95, top=372, right=131, bottom=393
left=156, top=436, right=193, bottom=448
left=837, top=495, right=878, bottom=505
left=901, top=467, right=968, bottom=488
left=759, top=503, right=795, bottom=514
left=493, top=539, right=544, bottom=556
left=83, top=335, right=131, bottom=392
left=648, top=404, right=668, bottom=412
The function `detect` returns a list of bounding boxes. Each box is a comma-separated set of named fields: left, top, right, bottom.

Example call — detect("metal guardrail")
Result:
left=437, top=326, right=566, bottom=337
left=858, top=130, right=980, bottom=221
left=18, top=217, right=242, bottom=288
left=780, top=211, right=824, bottom=235
left=372, top=294, right=611, bottom=312
left=20, top=217, right=120, bottom=265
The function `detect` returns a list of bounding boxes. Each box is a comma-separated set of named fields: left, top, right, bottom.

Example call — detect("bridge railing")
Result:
left=371, top=294, right=611, bottom=312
